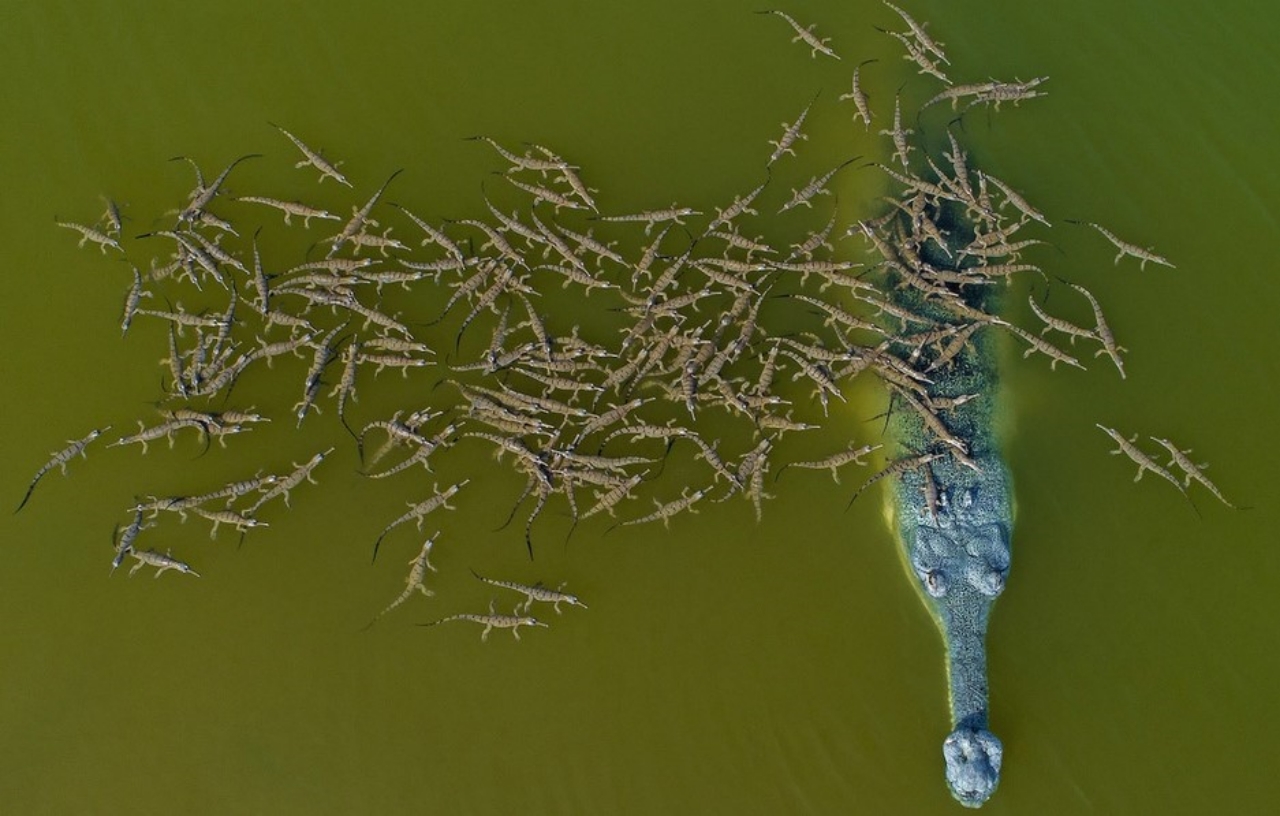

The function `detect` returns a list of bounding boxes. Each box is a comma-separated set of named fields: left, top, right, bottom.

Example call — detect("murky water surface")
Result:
left=2, top=1, right=1278, bottom=813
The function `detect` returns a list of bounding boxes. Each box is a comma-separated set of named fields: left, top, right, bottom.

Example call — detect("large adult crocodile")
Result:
left=882, top=248, right=1013, bottom=808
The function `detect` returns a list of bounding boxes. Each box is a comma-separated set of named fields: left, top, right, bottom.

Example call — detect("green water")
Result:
left=3, top=1, right=1278, bottom=813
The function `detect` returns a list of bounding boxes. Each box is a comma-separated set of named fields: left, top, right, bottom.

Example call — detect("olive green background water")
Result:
left=2, top=1, right=1278, bottom=814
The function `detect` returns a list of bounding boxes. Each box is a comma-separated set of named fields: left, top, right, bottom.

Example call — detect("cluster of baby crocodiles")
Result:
left=19, top=3, right=1232, bottom=807
left=358, top=532, right=587, bottom=639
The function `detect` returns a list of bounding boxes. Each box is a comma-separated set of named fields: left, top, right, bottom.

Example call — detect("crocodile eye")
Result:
left=925, top=569, right=948, bottom=597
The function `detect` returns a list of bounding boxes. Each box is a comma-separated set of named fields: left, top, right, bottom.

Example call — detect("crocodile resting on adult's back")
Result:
left=879, top=248, right=1012, bottom=808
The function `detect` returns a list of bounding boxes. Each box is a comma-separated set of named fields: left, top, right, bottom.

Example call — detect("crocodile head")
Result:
left=896, top=477, right=1011, bottom=807
left=908, top=483, right=1011, bottom=602
left=910, top=521, right=1010, bottom=601
left=943, top=726, right=1003, bottom=808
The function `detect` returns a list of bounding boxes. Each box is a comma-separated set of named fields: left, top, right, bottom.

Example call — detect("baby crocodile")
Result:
left=469, top=569, right=588, bottom=614
left=419, top=599, right=546, bottom=642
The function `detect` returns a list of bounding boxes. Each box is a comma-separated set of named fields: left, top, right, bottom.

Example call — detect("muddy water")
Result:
left=2, top=1, right=1277, bottom=814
